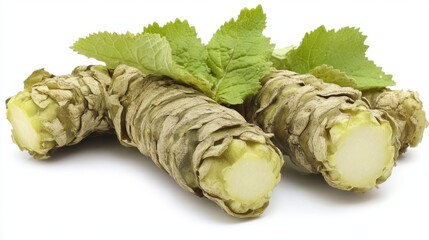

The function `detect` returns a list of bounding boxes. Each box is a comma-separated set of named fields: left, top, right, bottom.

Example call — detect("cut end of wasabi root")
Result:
left=199, top=139, right=282, bottom=217
left=6, top=91, right=58, bottom=159
left=324, top=110, right=396, bottom=192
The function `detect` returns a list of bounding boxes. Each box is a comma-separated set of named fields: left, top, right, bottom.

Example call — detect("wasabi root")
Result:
left=6, top=64, right=283, bottom=218
left=6, top=66, right=112, bottom=159
left=242, top=70, right=398, bottom=192
left=108, top=65, right=283, bottom=217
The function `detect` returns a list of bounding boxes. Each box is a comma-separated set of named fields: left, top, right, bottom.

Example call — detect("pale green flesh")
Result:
left=199, top=139, right=281, bottom=213
left=7, top=103, right=41, bottom=151
left=224, top=155, right=276, bottom=202
left=6, top=93, right=57, bottom=157
left=326, top=111, right=395, bottom=189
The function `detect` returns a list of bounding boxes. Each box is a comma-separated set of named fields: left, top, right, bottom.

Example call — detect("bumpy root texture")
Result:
left=363, top=89, right=428, bottom=154
left=107, top=65, right=283, bottom=218
left=6, top=66, right=112, bottom=159
left=242, top=70, right=398, bottom=192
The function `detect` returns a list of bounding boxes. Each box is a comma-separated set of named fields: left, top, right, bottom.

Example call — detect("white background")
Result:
left=1, top=0, right=428, bottom=239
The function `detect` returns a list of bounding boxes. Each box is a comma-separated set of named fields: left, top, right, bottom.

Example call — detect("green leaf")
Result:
left=72, top=32, right=169, bottom=72
left=144, top=19, right=214, bottom=85
left=207, top=5, right=273, bottom=104
left=284, top=26, right=395, bottom=90
left=72, top=6, right=273, bottom=105
left=71, top=32, right=213, bottom=97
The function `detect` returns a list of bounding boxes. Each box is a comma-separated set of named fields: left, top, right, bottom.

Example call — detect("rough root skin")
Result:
left=242, top=70, right=399, bottom=192
left=107, top=65, right=283, bottom=218
left=363, top=89, right=428, bottom=154
left=6, top=66, right=112, bottom=159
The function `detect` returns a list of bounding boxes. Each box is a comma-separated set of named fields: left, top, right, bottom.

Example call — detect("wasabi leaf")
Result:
left=282, top=26, right=395, bottom=90
left=207, top=5, right=273, bottom=104
left=72, top=32, right=171, bottom=72
left=71, top=32, right=213, bottom=97
left=72, top=6, right=273, bottom=104
left=144, top=19, right=214, bottom=85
